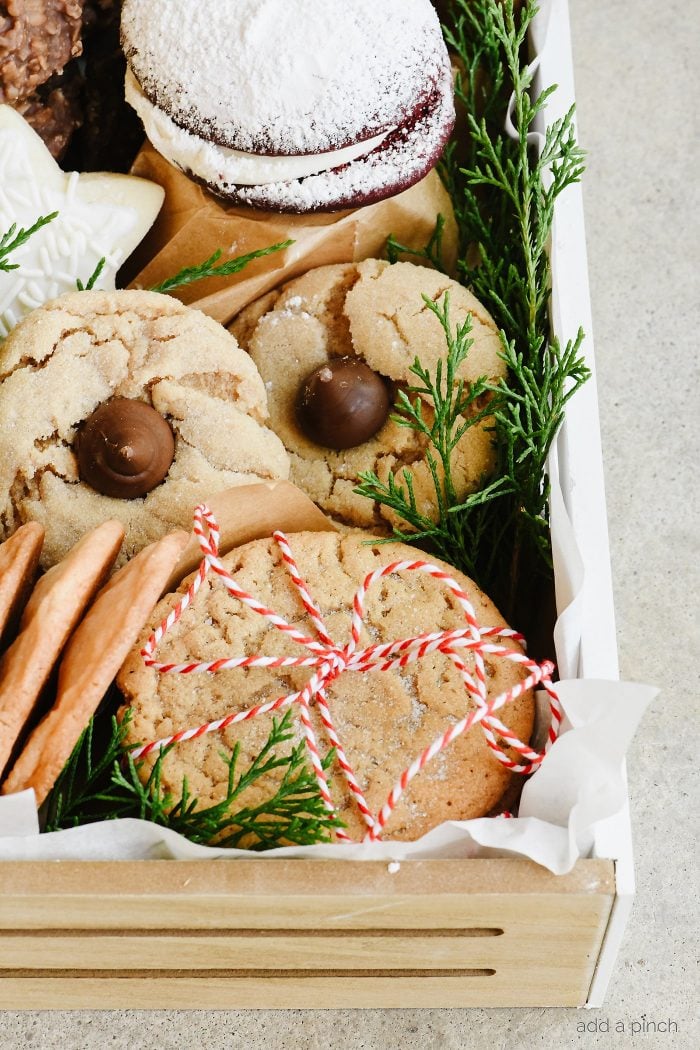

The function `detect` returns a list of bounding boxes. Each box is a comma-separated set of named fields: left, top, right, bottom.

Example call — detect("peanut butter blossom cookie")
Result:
left=118, top=531, right=535, bottom=842
left=121, top=0, right=455, bottom=212
left=0, top=290, right=290, bottom=567
left=230, top=260, right=506, bottom=531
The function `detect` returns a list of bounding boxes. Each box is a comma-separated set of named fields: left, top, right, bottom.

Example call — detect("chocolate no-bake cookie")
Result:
left=0, top=0, right=83, bottom=105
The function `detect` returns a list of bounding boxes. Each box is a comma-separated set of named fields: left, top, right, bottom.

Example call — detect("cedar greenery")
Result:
left=0, top=212, right=58, bottom=273
left=74, top=239, right=293, bottom=296
left=356, top=295, right=507, bottom=578
left=150, top=240, right=294, bottom=294
left=386, top=212, right=447, bottom=272
left=76, top=256, right=106, bottom=291
left=45, top=707, right=340, bottom=850
left=366, top=0, right=590, bottom=619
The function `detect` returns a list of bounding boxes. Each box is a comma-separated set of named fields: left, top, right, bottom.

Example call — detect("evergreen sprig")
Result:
left=386, top=213, right=447, bottom=272
left=356, top=294, right=509, bottom=577
left=0, top=213, right=58, bottom=273
left=364, top=0, right=590, bottom=620
left=150, top=240, right=294, bottom=295
left=45, top=707, right=340, bottom=850
left=457, top=1, right=586, bottom=345
left=76, top=257, right=106, bottom=291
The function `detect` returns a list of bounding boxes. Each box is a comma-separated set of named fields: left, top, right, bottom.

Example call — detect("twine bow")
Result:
left=136, top=506, right=562, bottom=842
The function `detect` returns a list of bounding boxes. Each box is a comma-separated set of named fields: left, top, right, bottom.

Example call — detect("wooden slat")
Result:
left=0, top=929, right=593, bottom=971
left=0, top=858, right=615, bottom=930
left=0, top=859, right=615, bottom=1008
left=0, top=974, right=597, bottom=1010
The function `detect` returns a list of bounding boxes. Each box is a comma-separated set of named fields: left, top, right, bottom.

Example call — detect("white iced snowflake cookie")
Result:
left=0, top=106, right=163, bottom=338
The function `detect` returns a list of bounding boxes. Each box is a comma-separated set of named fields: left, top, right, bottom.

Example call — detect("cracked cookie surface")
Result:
left=0, top=290, right=290, bottom=567
left=230, top=260, right=506, bottom=531
left=118, top=531, right=535, bottom=843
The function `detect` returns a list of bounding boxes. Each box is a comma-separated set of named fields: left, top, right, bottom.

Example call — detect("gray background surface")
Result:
left=1, top=0, right=698, bottom=1046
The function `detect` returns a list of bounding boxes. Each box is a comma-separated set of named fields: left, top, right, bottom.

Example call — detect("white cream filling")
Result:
left=125, top=69, right=392, bottom=187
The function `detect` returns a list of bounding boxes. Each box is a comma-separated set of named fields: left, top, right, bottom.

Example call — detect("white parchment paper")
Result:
left=0, top=680, right=656, bottom=873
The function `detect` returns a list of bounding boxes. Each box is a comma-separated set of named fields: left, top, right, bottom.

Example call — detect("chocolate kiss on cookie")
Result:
left=231, top=260, right=506, bottom=532
left=296, top=358, right=390, bottom=450
left=77, top=399, right=175, bottom=499
left=0, top=289, right=290, bottom=568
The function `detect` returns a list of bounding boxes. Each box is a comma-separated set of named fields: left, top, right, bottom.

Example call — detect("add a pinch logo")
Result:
left=577, top=1016, right=680, bottom=1035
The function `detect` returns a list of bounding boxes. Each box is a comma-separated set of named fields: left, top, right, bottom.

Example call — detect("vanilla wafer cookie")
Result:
left=2, top=529, right=189, bottom=805
left=0, top=520, right=124, bottom=780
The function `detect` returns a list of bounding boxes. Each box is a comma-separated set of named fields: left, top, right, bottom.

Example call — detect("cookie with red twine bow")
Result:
left=121, top=506, right=562, bottom=843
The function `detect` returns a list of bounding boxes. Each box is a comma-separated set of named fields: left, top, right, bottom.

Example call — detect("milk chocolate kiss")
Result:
left=77, top=399, right=175, bottom=499
left=296, top=357, right=390, bottom=450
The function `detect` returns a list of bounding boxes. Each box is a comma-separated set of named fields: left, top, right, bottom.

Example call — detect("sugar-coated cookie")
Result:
left=122, top=0, right=455, bottom=213
left=118, top=531, right=534, bottom=842
left=0, top=290, right=290, bottom=567
left=230, top=261, right=506, bottom=531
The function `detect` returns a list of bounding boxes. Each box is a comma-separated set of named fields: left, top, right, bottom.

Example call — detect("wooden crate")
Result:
left=0, top=1, right=628, bottom=1014
left=0, top=858, right=614, bottom=1009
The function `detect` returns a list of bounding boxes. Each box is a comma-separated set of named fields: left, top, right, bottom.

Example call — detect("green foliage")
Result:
left=367, top=0, right=590, bottom=618
left=76, top=257, right=106, bottom=291
left=454, top=1, right=586, bottom=345
left=386, top=213, right=447, bottom=272
left=150, top=240, right=294, bottom=295
left=45, top=707, right=340, bottom=850
left=356, top=294, right=508, bottom=578
left=0, top=213, right=58, bottom=273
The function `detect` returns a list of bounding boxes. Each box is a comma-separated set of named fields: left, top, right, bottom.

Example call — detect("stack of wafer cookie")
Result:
left=0, top=522, right=189, bottom=806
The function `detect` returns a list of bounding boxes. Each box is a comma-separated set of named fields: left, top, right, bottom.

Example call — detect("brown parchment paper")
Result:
left=165, top=480, right=336, bottom=593
left=126, top=143, right=458, bottom=326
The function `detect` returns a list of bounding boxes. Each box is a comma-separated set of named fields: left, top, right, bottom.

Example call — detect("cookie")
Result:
left=0, top=519, right=123, bottom=780
left=0, top=106, right=164, bottom=337
left=0, top=289, right=290, bottom=567
left=0, top=522, right=45, bottom=648
left=2, top=528, right=189, bottom=805
left=0, top=0, right=83, bottom=106
left=118, top=531, right=535, bottom=843
left=121, top=0, right=455, bottom=213
left=230, top=260, right=506, bottom=531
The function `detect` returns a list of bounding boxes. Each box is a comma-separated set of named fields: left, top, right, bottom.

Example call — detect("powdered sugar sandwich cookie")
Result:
left=231, top=260, right=506, bottom=531
left=122, top=0, right=455, bottom=213
left=0, top=289, right=290, bottom=567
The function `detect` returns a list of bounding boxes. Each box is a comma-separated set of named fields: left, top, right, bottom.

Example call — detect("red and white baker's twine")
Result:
left=136, top=505, right=562, bottom=842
